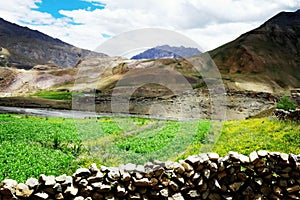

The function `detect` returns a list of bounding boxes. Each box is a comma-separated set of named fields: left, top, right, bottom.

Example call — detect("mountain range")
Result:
left=1, top=9, right=300, bottom=96
left=0, top=18, right=105, bottom=69
left=210, top=9, right=300, bottom=92
left=131, top=45, right=201, bottom=59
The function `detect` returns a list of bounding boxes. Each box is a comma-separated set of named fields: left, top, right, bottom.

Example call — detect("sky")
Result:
left=1, top=0, right=300, bottom=52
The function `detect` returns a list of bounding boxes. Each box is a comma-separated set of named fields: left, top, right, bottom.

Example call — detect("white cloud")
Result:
left=1, top=0, right=300, bottom=52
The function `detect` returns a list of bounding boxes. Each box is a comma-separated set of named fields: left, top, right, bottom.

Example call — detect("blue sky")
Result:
left=1, top=0, right=300, bottom=51
left=32, top=0, right=106, bottom=19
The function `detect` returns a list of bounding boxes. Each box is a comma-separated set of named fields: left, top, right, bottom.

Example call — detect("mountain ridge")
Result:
left=131, top=45, right=201, bottom=59
left=0, top=18, right=105, bottom=69
left=209, top=9, right=300, bottom=92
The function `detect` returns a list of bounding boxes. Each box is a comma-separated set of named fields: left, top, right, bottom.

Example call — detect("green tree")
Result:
left=277, top=95, right=296, bottom=111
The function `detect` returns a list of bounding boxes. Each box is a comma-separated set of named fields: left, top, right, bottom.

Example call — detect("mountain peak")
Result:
left=263, top=9, right=300, bottom=28
left=0, top=18, right=105, bottom=68
left=209, top=9, right=300, bottom=92
left=131, top=45, right=201, bottom=60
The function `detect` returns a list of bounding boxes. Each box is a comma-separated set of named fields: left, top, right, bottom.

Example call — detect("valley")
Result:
left=0, top=8, right=299, bottom=199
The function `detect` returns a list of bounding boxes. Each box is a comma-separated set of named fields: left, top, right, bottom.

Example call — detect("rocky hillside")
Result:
left=131, top=45, right=201, bottom=59
left=0, top=18, right=105, bottom=69
left=210, top=9, right=300, bottom=93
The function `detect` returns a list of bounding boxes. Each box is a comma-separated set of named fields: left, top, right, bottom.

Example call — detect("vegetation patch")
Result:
left=31, top=90, right=82, bottom=100
left=0, top=114, right=81, bottom=182
left=276, top=95, right=296, bottom=111
left=0, top=114, right=299, bottom=182
left=213, top=118, right=300, bottom=155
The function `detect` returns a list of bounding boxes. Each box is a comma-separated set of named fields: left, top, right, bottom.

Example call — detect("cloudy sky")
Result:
left=1, top=0, right=300, bottom=52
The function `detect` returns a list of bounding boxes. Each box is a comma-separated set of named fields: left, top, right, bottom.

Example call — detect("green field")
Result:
left=0, top=114, right=299, bottom=182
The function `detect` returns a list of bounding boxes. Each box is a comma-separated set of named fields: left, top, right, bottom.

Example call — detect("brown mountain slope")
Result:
left=210, top=9, right=300, bottom=93
left=0, top=18, right=106, bottom=69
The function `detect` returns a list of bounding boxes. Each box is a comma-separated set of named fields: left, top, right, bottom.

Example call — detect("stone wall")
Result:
left=291, top=89, right=300, bottom=106
left=1, top=151, right=299, bottom=199
left=274, top=109, right=300, bottom=122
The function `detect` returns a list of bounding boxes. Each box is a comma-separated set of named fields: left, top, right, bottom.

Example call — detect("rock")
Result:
left=202, top=189, right=210, bottom=199
left=53, top=183, right=62, bottom=193
left=208, top=152, right=220, bottom=161
left=129, top=193, right=141, bottom=199
left=172, top=192, right=185, bottom=200
left=79, top=179, right=89, bottom=187
left=92, top=192, right=103, bottom=199
left=237, top=172, right=248, bottom=181
left=62, top=176, right=73, bottom=187
left=0, top=179, right=18, bottom=195
left=32, top=192, right=49, bottom=200
left=107, top=168, right=120, bottom=181
left=74, top=168, right=91, bottom=179
left=228, top=151, right=239, bottom=160
left=257, top=150, right=268, bottom=158
left=229, top=182, right=243, bottom=192
left=80, top=185, right=93, bottom=197
left=39, top=174, right=47, bottom=183
left=89, top=163, right=99, bottom=174
left=208, top=193, right=222, bottom=200
left=0, top=151, right=299, bottom=199
left=26, top=178, right=39, bottom=189
left=173, top=162, right=185, bottom=174
left=287, top=185, right=300, bottom=193
left=91, top=182, right=101, bottom=189
left=65, top=184, right=78, bottom=196
left=120, top=171, right=131, bottom=182
left=249, top=151, right=259, bottom=163
left=192, top=172, right=201, bottom=181
left=135, top=172, right=144, bottom=180
left=150, top=178, right=159, bottom=186
left=44, top=175, right=56, bottom=186
left=273, top=186, right=283, bottom=196
left=117, top=184, right=127, bottom=197
left=55, top=193, right=64, bottom=199
left=124, top=163, right=136, bottom=172
left=74, top=196, right=85, bottom=200
left=160, top=188, right=169, bottom=197
left=127, top=182, right=136, bottom=192
left=238, top=154, right=250, bottom=163
left=289, top=154, right=298, bottom=164
left=185, top=155, right=200, bottom=166
left=100, top=166, right=109, bottom=173
left=87, top=171, right=105, bottom=183
left=55, top=174, right=67, bottom=183
left=187, top=190, right=200, bottom=198
left=199, top=153, right=210, bottom=163
left=136, top=165, right=145, bottom=173
left=133, top=177, right=151, bottom=187
left=209, top=162, right=218, bottom=172
left=280, top=153, right=290, bottom=163
left=203, top=168, right=210, bottom=179
left=153, top=165, right=164, bottom=177
left=15, top=183, right=33, bottom=197
left=165, top=161, right=174, bottom=170
left=169, top=181, right=179, bottom=192
left=99, top=184, right=111, bottom=192
left=179, top=160, right=193, bottom=172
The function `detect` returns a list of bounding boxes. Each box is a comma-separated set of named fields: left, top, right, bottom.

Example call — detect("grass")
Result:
left=0, top=114, right=299, bottom=182
left=213, top=118, right=300, bottom=155
left=31, top=90, right=82, bottom=100
left=0, top=114, right=81, bottom=182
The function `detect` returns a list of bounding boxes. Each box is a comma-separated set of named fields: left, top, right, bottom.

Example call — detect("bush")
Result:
left=277, top=95, right=296, bottom=111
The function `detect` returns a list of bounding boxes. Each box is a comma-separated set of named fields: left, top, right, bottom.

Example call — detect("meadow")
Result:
left=0, top=114, right=299, bottom=182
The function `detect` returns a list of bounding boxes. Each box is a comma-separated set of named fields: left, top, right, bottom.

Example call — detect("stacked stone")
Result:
left=0, top=151, right=299, bottom=199
left=274, top=109, right=300, bottom=121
